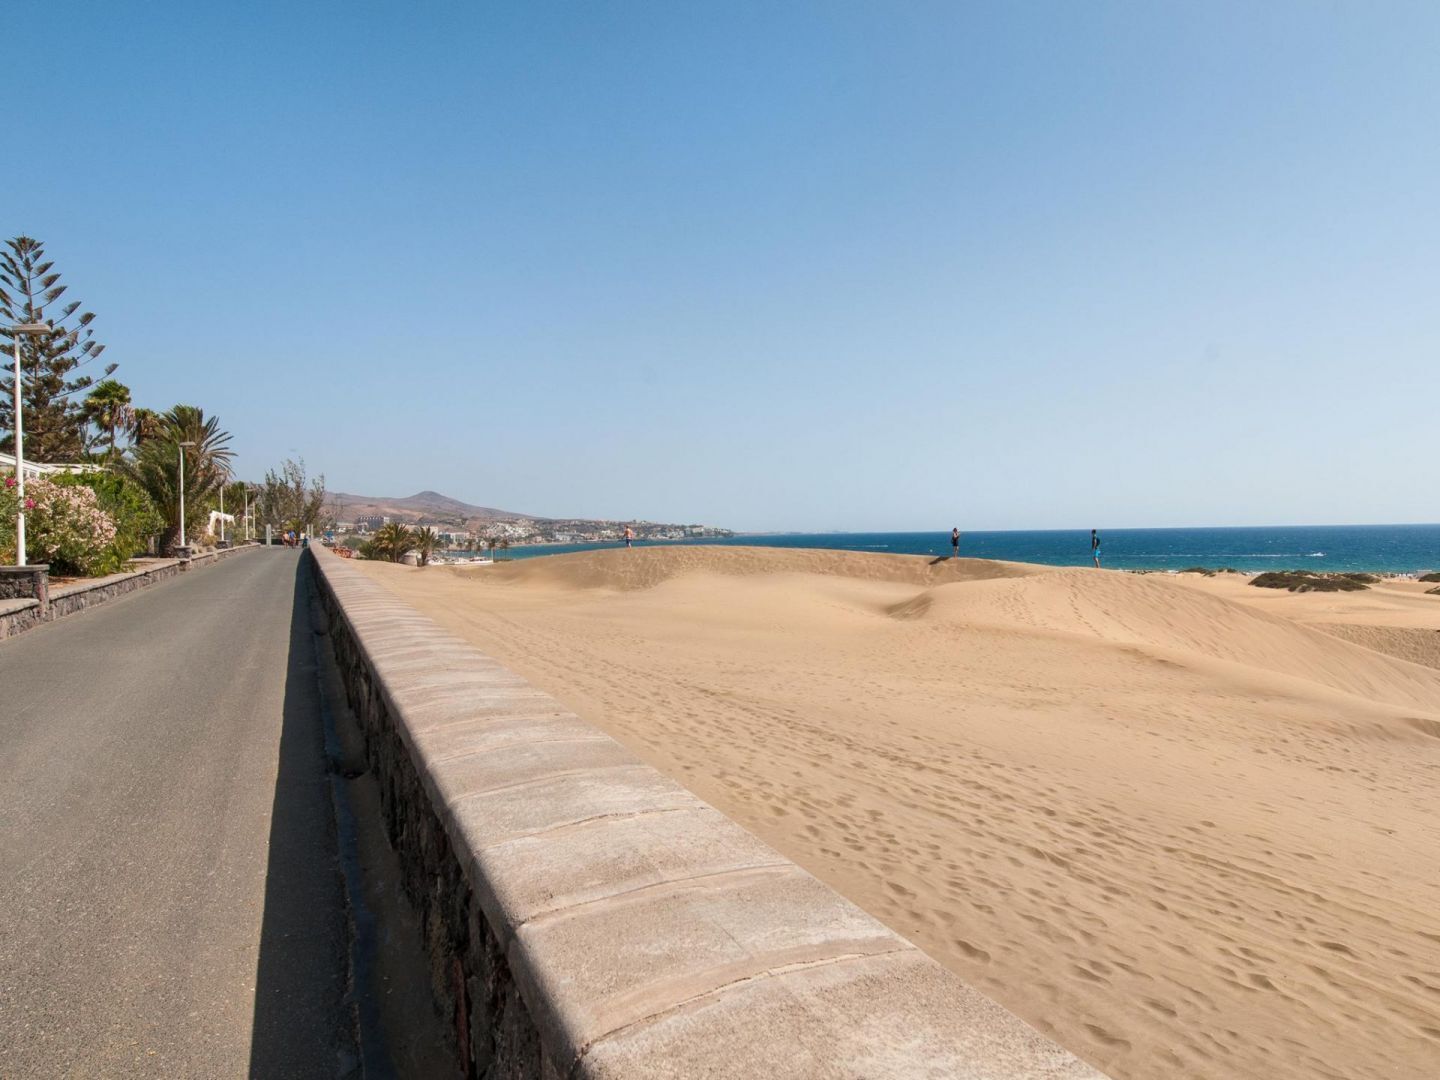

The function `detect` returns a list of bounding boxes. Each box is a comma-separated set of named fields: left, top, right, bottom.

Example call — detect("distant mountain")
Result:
left=326, top=490, right=537, bottom=524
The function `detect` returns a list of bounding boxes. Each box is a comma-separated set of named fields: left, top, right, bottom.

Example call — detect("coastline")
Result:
left=421, top=523, right=1440, bottom=575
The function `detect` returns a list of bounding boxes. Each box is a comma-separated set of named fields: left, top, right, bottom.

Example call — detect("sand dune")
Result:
left=1174, top=572, right=1440, bottom=674
left=489, top=543, right=1043, bottom=592
left=356, top=547, right=1440, bottom=1080
left=901, top=569, right=1440, bottom=717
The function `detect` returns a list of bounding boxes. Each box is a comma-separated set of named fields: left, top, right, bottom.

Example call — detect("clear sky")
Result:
left=10, top=1, right=1437, bottom=531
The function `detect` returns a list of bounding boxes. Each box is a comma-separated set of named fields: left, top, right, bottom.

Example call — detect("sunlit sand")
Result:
left=354, top=547, right=1440, bottom=1080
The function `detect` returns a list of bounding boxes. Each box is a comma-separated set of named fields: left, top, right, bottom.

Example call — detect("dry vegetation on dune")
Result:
left=357, top=547, right=1440, bottom=1080
left=1250, top=570, right=1376, bottom=592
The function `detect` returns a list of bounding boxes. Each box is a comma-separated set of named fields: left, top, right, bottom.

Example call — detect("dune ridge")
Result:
left=1316, top=623, right=1440, bottom=672
left=360, top=546, right=1440, bottom=1080
left=484, top=544, right=1043, bottom=592
left=891, top=568, right=1440, bottom=719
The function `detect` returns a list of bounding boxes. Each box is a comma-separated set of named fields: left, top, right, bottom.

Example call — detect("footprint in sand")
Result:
left=1084, top=1024, right=1132, bottom=1050
left=952, top=939, right=991, bottom=962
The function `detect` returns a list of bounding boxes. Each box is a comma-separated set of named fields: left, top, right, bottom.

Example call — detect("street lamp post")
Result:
left=8, top=321, right=52, bottom=567
left=177, top=440, right=197, bottom=551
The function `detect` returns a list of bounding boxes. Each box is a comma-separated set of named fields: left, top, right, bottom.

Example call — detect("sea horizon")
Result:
left=450, top=523, right=1440, bottom=575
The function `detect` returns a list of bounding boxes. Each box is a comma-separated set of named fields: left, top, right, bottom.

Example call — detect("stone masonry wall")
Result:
left=318, top=574, right=547, bottom=1079
left=0, top=566, right=49, bottom=604
left=307, top=544, right=1111, bottom=1080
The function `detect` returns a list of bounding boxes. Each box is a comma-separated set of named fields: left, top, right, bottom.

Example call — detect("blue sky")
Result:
left=10, top=2, right=1437, bottom=530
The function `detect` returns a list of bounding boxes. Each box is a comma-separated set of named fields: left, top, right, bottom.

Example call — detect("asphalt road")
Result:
left=0, top=549, right=356, bottom=1079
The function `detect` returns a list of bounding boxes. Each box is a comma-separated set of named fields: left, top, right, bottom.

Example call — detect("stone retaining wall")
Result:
left=309, top=544, right=1108, bottom=1080
left=0, top=565, right=50, bottom=605
left=0, top=545, right=258, bottom=641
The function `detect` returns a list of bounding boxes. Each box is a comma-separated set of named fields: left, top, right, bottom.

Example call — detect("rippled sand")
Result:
left=356, top=547, right=1440, bottom=1080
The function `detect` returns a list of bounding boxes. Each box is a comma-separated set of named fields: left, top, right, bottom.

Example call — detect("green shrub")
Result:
left=1420, top=572, right=1440, bottom=583
left=57, top=472, right=164, bottom=572
left=1179, top=567, right=1216, bottom=576
left=1250, top=571, right=1370, bottom=593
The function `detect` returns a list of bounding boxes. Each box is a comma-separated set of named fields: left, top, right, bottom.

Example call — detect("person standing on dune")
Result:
left=951, top=527, right=960, bottom=558
left=1091, top=529, right=1102, bottom=568
left=624, top=525, right=635, bottom=549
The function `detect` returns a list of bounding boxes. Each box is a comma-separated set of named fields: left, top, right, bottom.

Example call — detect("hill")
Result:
left=327, top=490, right=536, bottom=525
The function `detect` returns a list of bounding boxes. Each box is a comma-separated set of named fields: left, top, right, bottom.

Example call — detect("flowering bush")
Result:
left=60, top=472, right=165, bottom=569
left=0, top=474, right=118, bottom=575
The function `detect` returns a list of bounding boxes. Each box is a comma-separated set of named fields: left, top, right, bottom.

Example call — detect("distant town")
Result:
left=333, top=516, right=732, bottom=548
left=324, top=489, right=732, bottom=550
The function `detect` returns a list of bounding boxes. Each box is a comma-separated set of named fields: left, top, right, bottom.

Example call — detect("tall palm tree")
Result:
left=124, top=405, right=234, bottom=553
left=82, top=379, right=132, bottom=458
left=372, top=522, right=414, bottom=563
left=412, top=526, right=439, bottom=566
left=128, top=407, right=164, bottom=445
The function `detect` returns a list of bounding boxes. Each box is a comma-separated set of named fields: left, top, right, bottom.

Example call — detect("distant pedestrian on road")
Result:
left=1091, top=529, right=1101, bottom=568
left=624, top=525, right=635, bottom=549
left=950, top=527, right=960, bottom=558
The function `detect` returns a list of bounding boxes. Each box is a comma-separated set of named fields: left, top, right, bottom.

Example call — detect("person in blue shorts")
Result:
left=1091, top=529, right=1101, bottom=568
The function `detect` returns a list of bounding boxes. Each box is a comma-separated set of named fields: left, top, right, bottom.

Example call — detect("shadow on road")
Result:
left=248, top=555, right=358, bottom=1079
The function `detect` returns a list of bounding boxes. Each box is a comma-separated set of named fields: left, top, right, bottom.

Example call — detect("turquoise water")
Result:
left=465, top=524, right=1440, bottom=574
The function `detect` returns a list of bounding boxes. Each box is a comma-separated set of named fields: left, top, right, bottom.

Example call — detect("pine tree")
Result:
left=0, top=236, right=115, bottom=461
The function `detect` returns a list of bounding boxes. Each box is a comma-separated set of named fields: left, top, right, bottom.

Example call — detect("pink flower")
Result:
left=24, top=498, right=35, bottom=509
left=3, top=475, right=14, bottom=488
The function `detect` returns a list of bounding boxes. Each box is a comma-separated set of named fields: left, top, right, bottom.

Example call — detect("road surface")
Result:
left=0, top=549, right=357, bottom=1078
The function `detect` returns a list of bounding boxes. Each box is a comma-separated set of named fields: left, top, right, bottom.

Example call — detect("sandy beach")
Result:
left=353, top=548, right=1440, bottom=1080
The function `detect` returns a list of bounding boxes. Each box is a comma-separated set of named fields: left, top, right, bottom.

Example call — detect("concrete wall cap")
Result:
left=410, top=713, right=608, bottom=762
left=426, top=736, right=638, bottom=807
left=583, top=948, right=1100, bottom=1079
left=446, top=764, right=705, bottom=851
left=476, top=804, right=787, bottom=926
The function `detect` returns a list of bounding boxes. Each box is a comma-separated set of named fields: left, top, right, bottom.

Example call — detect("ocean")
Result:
left=475, top=524, right=1440, bottom=574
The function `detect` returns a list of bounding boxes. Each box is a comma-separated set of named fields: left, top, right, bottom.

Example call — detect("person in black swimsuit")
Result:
left=951, top=527, right=960, bottom=558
